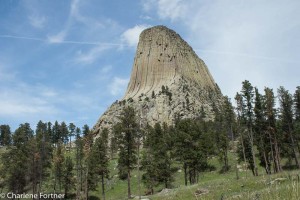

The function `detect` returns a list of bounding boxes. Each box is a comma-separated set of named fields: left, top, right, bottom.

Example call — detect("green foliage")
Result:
left=113, top=106, right=139, bottom=198
left=0, top=123, right=34, bottom=194
left=142, top=123, right=174, bottom=192
left=277, top=86, right=300, bottom=168
left=0, top=125, right=12, bottom=146
left=82, top=124, right=90, bottom=137
left=63, top=156, right=74, bottom=197
left=174, top=118, right=214, bottom=185
left=88, top=128, right=110, bottom=198
left=52, top=141, right=65, bottom=192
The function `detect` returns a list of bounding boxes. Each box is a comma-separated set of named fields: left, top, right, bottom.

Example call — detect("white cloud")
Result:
left=142, top=0, right=187, bottom=21
left=121, top=25, right=150, bottom=47
left=109, top=77, right=129, bottom=96
left=157, top=0, right=187, bottom=21
left=101, top=65, right=112, bottom=73
left=28, top=14, right=46, bottom=29
left=74, top=45, right=111, bottom=64
left=144, top=0, right=300, bottom=98
left=141, top=0, right=156, bottom=12
left=46, top=0, right=78, bottom=44
left=0, top=84, right=60, bottom=118
left=47, top=31, right=67, bottom=43
left=0, top=63, right=16, bottom=82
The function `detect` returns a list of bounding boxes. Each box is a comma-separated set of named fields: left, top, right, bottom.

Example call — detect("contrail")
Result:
left=0, top=34, right=125, bottom=46
left=195, top=48, right=300, bottom=64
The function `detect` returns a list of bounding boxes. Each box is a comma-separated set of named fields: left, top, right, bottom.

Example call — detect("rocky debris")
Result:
left=269, top=177, right=287, bottom=185
left=231, top=194, right=243, bottom=199
left=93, top=25, right=223, bottom=135
left=133, top=196, right=150, bottom=200
left=157, top=188, right=174, bottom=196
left=194, top=188, right=209, bottom=196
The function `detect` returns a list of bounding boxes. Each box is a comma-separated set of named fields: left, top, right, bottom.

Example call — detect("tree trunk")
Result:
left=240, top=132, right=247, bottom=173
left=85, top=167, right=88, bottom=200
left=274, top=138, right=282, bottom=172
left=289, top=131, right=300, bottom=169
left=127, top=169, right=131, bottom=199
left=249, top=128, right=258, bottom=176
left=101, top=174, right=106, bottom=200
left=76, top=146, right=80, bottom=200
left=184, top=163, right=187, bottom=186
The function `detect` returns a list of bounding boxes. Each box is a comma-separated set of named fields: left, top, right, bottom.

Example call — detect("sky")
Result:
left=0, top=0, right=299, bottom=131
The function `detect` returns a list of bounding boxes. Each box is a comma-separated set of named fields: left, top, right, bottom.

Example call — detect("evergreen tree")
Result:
left=174, top=119, right=213, bottom=185
left=253, top=88, right=271, bottom=174
left=223, top=96, right=236, bottom=141
left=293, top=86, right=300, bottom=152
left=68, top=123, right=76, bottom=148
left=0, top=124, right=12, bottom=146
left=52, top=141, right=65, bottom=194
left=240, top=80, right=258, bottom=176
left=0, top=123, right=33, bottom=194
left=142, top=123, right=174, bottom=193
left=63, top=156, right=74, bottom=198
left=28, top=136, right=40, bottom=195
left=294, top=86, right=300, bottom=122
left=82, top=124, right=90, bottom=137
left=214, top=104, right=230, bottom=173
left=52, top=121, right=61, bottom=145
left=75, top=127, right=85, bottom=199
left=35, top=121, right=51, bottom=192
left=83, top=130, right=93, bottom=199
left=60, top=121, right=69, bottom=144
left=88, top=128, right=110, bottom=200
left=264, top=87, right=282, bottom=172
left=278, top=86, right=300, bottom=168
left=113, top=106, right=138, bottom=199
left=235, top=92, right=250, bottom=174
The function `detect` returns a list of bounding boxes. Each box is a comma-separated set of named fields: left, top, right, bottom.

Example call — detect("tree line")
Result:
left=0, top=81, right=300, bottom=199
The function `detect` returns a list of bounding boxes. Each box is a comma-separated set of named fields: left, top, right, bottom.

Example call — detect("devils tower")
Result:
left=93, top=25, right=223, bottom=133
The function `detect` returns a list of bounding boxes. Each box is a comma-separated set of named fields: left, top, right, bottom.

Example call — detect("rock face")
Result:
left=93, top=25, right=223, bottom=134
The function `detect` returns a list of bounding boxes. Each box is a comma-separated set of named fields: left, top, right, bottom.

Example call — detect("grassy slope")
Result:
left=91, top=151, right=300, bottom=200
left=93, top=150, right=300, bottom=200
left=1, top=146, right=300, bottom=200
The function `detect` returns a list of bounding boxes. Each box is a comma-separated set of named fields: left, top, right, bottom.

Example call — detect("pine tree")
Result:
left=89, top=128, right=110, bottom=200
left=214, top=108, right=230, bottom=173
left=35, top=120, right=53, bottom=192
left=52, top=121, right=61, bottom=145
left=68, top=123, right=76, bottom=148
left=0, top=124, right=12, bottom=146
left=113, top=106, right=138, bottom=199
left=235, top=92, right=250, bottom=174
left=83, top=129, right=93, bottom=200
left=240, top=80, right=258, bottom=176
left=63, top=156, right=74, bottom=198
left=0, top=123, right=33, bottom=194
left=253, top=88, right=271, bottom=174
left=53, top=141, right=65, bottom=194
left=60, top=121, right=69, bottom=144
left=294, top=86, right=300, bottom=122
left=174, top=119, right=213, bottom=185
left=293, top=86, right=300, bottom=152
left=264, top=87, right=282, bottom=172
left=278, top=86, right=300, bottom=168
left=223, top=96, right=235, bottom=141
left=75, top=127, right=84, bottom=199
left=82, top=124, right=90, bottom=137
left=142, top=123, right=174, bottom=192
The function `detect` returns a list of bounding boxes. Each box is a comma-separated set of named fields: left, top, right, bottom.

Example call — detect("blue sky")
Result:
left=1, top=0, right=299, bottom=131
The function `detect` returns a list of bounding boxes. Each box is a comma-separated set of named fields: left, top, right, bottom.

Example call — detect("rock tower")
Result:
left=93, top=25, right=223, bottom=134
